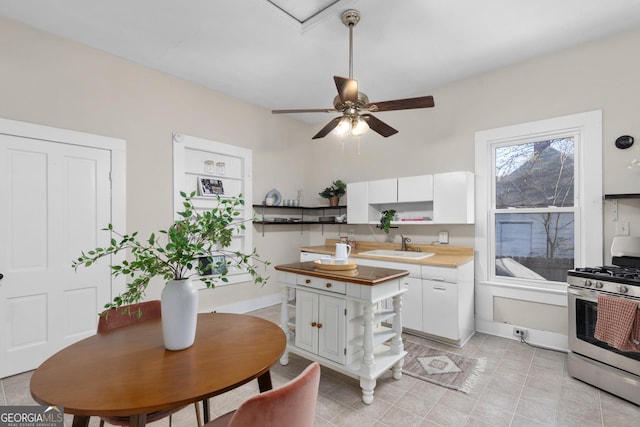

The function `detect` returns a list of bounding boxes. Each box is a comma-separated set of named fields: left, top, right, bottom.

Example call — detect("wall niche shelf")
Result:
left=253, top=204, right=346, bottom=235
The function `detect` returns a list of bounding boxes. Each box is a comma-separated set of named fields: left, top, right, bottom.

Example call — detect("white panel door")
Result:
left=0, top=134, right=112, bottom=378
left=294, top=290, right=318, bottom=354
left=317, top=294, right=346, bottom=364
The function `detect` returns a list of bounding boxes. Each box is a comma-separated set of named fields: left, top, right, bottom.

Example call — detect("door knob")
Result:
left=311, top=322, right=317, bottom=327
left=0, top=273, right=3, bottom=280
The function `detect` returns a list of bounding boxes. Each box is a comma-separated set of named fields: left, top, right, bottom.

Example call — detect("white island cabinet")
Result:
left=275, top=262, right=409, bottom=404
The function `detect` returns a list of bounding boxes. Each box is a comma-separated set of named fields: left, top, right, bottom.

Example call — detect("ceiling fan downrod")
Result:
left=341, top=10, right=360, bottom=80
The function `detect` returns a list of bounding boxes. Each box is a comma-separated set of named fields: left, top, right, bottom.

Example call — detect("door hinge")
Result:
left=344, top=308, right=347, bottom=316
left=344, top=348, right=347, bottom=355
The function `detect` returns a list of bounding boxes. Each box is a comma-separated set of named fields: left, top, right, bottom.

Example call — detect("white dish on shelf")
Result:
left=264, top=189, right=281, bottom=206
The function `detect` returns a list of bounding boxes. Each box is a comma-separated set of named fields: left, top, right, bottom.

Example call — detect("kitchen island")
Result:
left=275, top=261, right=409, bottom=404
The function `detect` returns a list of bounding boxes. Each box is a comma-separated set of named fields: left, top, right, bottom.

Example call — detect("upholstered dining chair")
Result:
left=204, top=361, right=320, bottom=427
left=97, top=300, right=202, bottom=427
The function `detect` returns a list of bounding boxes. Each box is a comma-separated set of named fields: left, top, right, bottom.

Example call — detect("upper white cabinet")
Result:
left=433, top=171, right=474, bottom=224
left=398, top=175, right=434, bottom=203
left=347, top=181, right=369, bottom=224
left=346, top=172, right=473, bottom=225
left=367, top=175, right=434, bottom=204
left=367, top=178, right=398, bottom=204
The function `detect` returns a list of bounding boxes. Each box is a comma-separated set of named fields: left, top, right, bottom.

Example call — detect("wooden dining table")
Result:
left=30, top=312, right=286, bottom=427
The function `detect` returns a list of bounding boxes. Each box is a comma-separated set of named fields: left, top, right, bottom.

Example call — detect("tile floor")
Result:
left=1, top=304, right=639, bottom=427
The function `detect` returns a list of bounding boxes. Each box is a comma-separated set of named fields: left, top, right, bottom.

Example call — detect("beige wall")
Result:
left=2, top=16, right=640, bottom=315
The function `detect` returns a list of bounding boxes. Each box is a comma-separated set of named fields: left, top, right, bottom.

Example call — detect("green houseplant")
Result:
left=72, top=191, right=269, bottom=350
left=319, top=179, right=347, bottom=206
left=379, top=209, right=396, bottom=233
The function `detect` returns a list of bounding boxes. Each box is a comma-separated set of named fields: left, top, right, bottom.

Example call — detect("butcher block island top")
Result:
left=274, top=261, right=409, bottom=285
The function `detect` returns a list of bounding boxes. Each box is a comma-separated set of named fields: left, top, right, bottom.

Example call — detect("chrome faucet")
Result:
left=401, top=235, right=411, bottom=251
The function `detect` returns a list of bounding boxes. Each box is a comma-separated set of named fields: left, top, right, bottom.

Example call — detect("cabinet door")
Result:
left=346, top=181, right=369, bottom=224
left=317, top=295, right=346, bottom=364
left=368, top=178, right=397, bottom=204
left=433, top=171, right=474, bottom=224
left=295, top=290, right=318, bottom=354
left=422, top=280, right=459, bottom=340
left=398, top=175, right=433, bottom=203
left=401, top=277, right=423, bottom=331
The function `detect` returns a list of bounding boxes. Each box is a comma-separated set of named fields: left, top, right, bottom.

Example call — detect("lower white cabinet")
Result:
left=357, top=256, right=475, bottom=347
left=295, top=290, right=346, bottom=364
left=400, top=277, right=423, bottom=331
left=421, top=262, right=475, bottom=346
left=422, top=279, right=459, bottom=340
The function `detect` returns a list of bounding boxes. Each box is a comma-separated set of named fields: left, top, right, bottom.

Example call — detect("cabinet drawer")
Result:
left=297, top=276, right=346, bottom=294
left=421, top=265, right=457, bottom=283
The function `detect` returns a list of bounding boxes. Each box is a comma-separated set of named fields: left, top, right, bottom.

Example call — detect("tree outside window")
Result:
left=493, top=138, right=575, bottom=282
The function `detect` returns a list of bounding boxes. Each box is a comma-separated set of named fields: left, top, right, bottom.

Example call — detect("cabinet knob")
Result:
left=317, top=323, right=323, bottom=329
left=305, top=279, right=311, bottom=284
left=325, top=283, right=332, bottom=288
left=311, top=322, right=317, bottom=327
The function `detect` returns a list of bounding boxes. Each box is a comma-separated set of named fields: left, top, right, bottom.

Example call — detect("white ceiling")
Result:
left=2, top=0, right=640, bottom=124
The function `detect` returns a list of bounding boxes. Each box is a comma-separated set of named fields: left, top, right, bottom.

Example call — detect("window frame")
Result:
left=475, top=111, right=602, bottom=291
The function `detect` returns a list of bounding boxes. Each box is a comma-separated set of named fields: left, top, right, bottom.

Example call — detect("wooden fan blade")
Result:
left=361, top=114, right=398, bottom=137
left=272, top=108, right=337, bottom=114
left=365, top=96, right=435, bottom=112
left=312, top=117, right=342, bottom=139
left=334, top=76, right=358, bottom=105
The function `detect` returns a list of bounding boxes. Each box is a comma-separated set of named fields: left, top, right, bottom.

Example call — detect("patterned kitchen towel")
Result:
left=594, top=294, right=640, bottom=352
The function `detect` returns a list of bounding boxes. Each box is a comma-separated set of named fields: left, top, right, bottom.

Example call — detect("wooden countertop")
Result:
left=300, top=240, right=474, bottom=268
left=274, top=261, right=409, bottom=286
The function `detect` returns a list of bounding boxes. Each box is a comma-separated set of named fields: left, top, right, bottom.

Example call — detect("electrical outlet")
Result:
left=438, top=231, right=449, bottom=244
left=616, top=221, right=630, bottom=236
left=513, top=327, right=527, bottom=339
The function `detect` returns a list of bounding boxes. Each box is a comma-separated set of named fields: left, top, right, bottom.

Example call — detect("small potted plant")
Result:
left=379, top=209, right=397, bottom=233
left=73, top=191, right=269, bottom=350
left=319, top=179, right=347, bottom=207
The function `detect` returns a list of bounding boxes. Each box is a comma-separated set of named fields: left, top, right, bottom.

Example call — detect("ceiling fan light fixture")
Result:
left=351, top=116, right=369, bottom=136
left=334, top=116, right=352, bottom=136
left=272, top=9, right=435, bottom=140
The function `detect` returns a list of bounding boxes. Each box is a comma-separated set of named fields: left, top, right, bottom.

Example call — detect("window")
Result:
left=475, top=111, right=602, bottom=290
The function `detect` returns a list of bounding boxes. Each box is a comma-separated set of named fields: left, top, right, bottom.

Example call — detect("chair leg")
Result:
left=99, top=420, right=105, bottom=427
left=168, top=415, right=172, bottom=427
left=194, top=402, right=202, bottom=427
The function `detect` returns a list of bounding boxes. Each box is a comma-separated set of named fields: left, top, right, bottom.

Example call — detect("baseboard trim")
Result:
left=475, top=318, right=568, bottom=352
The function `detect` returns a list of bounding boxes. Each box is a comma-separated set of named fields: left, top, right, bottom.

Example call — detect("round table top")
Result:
left=30, top=312, right=286, bottom=417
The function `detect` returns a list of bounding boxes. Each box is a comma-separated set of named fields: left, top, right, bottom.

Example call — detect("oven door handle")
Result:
left=567, top=287, right=599, bottom=302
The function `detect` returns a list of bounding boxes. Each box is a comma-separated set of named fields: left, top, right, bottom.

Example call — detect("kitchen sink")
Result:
left=358, top=249, right=435, bottom=260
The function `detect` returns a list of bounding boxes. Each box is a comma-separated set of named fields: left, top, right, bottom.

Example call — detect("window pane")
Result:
left=495, top=138, right=574, bottom=209
left=495, top=212, right=574, bottom=282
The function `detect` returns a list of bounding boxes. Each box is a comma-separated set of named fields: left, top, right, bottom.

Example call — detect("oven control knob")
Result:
left=595, top=281, right=604, bottom=289
left=618, top=285, right=629, bottom=294
left=584, top=279, right=592, bottom=287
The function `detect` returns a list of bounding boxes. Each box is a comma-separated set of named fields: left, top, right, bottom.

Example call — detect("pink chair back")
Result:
left=225, top=362, right=320, bottom=427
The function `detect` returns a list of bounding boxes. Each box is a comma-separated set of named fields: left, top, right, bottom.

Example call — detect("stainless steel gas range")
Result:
left=567, top=237, right=640, bottom=405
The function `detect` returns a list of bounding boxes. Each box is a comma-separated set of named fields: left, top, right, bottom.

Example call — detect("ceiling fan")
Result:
left=272, top=9, right=435, bottom=139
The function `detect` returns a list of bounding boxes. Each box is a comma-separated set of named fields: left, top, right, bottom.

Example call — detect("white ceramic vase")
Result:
left=161, top=278, right=198, bottom=351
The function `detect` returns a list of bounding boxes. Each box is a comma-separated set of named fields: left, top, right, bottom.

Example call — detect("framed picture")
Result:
left=198, top=255, right=227, bottom=276
left=198, top=177, right=224, bottom=196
